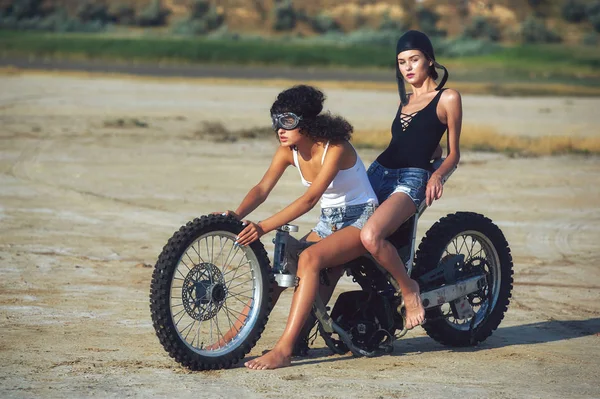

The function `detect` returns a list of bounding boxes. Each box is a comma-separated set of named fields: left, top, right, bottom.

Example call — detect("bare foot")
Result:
left=402, top=279, right=425, bottom=330
left=244, top=347, right=292, bottom=370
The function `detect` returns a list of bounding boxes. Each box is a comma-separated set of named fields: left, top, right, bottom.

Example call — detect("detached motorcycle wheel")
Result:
left=150, top=215, right=272, bottom=370
left=413, top=212, right=513, bottom=346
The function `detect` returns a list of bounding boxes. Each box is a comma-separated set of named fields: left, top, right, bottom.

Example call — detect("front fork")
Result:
left=271, top=225, right=300, bottom=288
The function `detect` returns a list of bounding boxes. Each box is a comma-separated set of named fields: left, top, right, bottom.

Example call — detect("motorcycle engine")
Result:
left=330, top=291, right=397, bottom=353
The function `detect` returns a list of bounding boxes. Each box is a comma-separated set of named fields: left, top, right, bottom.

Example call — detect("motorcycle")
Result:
left=149, top=159, right=513, bottom=370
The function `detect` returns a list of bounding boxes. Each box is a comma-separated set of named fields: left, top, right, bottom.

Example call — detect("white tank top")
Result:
left=292, top=142, right=379, bottom=209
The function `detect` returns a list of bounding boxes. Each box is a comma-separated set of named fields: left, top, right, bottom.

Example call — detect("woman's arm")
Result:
left=225, top=146, right=291, bottom=219
left=236, top=144, right=347, bottom=245
left=426, top=89, right=462, bottom=206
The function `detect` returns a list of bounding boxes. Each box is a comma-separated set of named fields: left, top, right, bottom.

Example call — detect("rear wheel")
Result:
left=413, top=212, right=513, bottom=346
left=150, top=215, right=272, bottom=370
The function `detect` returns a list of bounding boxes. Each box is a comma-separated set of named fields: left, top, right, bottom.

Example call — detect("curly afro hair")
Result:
left=270, top=85, right=324, bottom=118
left=270, top=85, right=353, bottom=143
left=306, top=113, right=353, bottom=142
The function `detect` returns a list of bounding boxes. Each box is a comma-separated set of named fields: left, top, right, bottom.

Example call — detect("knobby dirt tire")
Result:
left=149, top=214, right=273, bottom=370
left=413, top=211, right=513, bottom=347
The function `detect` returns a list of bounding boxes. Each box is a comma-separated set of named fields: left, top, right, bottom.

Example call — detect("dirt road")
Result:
left=1, top=72, right=599, bottom=398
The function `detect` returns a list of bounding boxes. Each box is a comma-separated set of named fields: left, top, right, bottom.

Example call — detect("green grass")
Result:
left=1, top=30, right=599, bottom=85
left=0, top=30, right=394, bottom=68
left=446, top=44, right=600, bottom=80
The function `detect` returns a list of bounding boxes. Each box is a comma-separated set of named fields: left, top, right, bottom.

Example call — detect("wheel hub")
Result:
left=181, top=263, right=227, bottom=321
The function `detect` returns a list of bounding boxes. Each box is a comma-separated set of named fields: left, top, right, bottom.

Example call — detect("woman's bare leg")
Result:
left=245, top=227, right=367, bottom=370
left=360, top=193, right=425, bottom=330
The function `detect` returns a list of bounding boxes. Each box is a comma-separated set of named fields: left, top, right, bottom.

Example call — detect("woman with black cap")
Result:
left=360, top=30, right=463, bottom=330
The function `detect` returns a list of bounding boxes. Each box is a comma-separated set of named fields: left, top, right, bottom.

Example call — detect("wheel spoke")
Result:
left=214, top=312, right=224, bottom=348
left=194, top=240, right=205, bottom=264
left=179, top=318, right=196, bottom=337
left=221, top=301, right=236, bottom=334
left=185, top=250, right=197, bottom=268
left=176, top=268, right=188, bottom=281
left=230, top=287, right=254, bottom=296
left=221, top=241, right=238, bottom=271
left=228, top=293, right=252, bottom=306
left=223, top=302, right=246, bottom=326
left=224, top=307, right=248, bottom=318
left=223, top=260, right=251, bottom=279
left=172, top=307, right=187, bottom=322
left=205, top=236, right=211, bottom=264
left=451, top=238, right=459, bottom=254
left=212, top=235, right=227, bottom=268
left=228, top=290, right=253, bottom=299
left=457, top=235, right=467, bottom=256
left=183, top=319, right=196, bottom=341
left=468, top=238, right=478, bottom=259
left=225, top=263, right=252, bottom=291
left=227, top=273, right=253, bottom=290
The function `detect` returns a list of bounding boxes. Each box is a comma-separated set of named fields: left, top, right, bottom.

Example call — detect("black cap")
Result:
left=395, top=30, right=448, bottom=105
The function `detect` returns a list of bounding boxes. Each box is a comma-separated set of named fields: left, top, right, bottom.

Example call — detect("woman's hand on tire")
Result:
left=426, top=174, right=443, bottom=206
left=236, top=221, right=265, bottom=246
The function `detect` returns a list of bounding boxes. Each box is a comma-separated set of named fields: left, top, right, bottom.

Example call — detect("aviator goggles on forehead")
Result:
left=271, top=112, right=303, bottom=131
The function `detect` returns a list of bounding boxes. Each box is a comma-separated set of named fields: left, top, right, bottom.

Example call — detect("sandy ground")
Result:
left=1, top=72, right=599, bottom=399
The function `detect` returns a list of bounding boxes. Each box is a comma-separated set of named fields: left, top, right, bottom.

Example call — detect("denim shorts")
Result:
left=312, top=203, right=376, bottom=239
left=367, top=161, right=431, bottom=208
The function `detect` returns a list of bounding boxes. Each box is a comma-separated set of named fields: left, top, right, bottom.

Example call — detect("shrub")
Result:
left=203, top=7, right=224, bottom=31
left=172, top=0, right=224, bottom=36
left=0, top=6, right=106, bottom=32
left=582, top=32, right=599, bottom=45
left=110, top=4, right=136, bottom=25
left=295, top=8, right=310, bottom=23
left=190, top=0, right=210, bottom=19
left=590, top=13, right=600, bottom=32
left=172, top=17, right=208, bottom=35
left=416, top=5, right=446, bottom=37
left=463, top=15, right=501, bottom=41
left=353, top=12, right=368, bottom=29
left=77, top=1, right=112, bottom=23
left=561, top=0, right=587, bottom=23
left=457, top=0, right=469, bottom=18
left=8, top=0, right=44, bottom=20
left=272, top=0, right=296, bottom=31
left=586, top=1, right=600, bottom=16
left=205, top=25, right=240, bottom=40
left=311, top=12, right=340, bottom=34
left=528, top=0, right=550, bottom=17
left=136, top=0, right=170, bottom=27
left=520, top=16, right=562, bottom=43
left=378, top=12, right=406, bottom=32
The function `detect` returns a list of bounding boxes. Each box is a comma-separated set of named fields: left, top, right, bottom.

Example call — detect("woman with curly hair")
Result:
left=217, top=84, right=378, bottom=369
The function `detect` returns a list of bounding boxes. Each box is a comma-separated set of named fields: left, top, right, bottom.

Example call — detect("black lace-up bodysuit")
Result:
left=376, top=89, right=448, bottom=171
